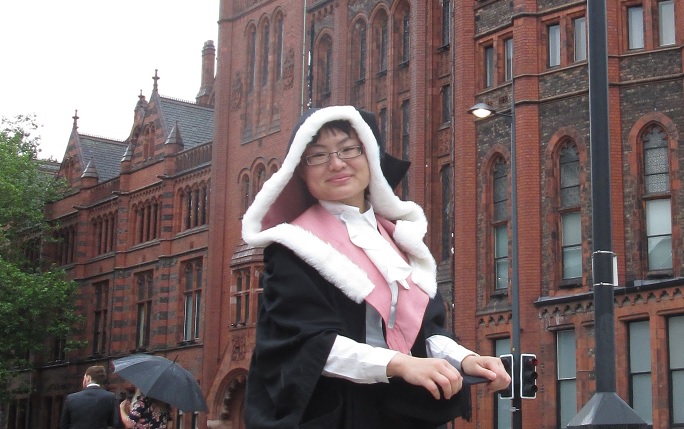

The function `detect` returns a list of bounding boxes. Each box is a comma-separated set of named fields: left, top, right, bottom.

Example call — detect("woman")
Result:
left=242, top=106, right=510, bottom=428
left=119, top=387, right=171, bottom=429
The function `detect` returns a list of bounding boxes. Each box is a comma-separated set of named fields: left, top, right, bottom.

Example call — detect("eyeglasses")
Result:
left=304, top=145, right=364, bottom=166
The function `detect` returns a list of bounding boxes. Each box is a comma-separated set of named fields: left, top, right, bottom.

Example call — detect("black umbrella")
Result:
left=112, top=354, right=208, bottom=413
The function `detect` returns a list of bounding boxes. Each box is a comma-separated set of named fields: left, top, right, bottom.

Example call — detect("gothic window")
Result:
left=135, top=271, right=153, bottom=350
left=492, top=157, right=509, bottom=291
left=276, top=14, right=284, bottom=80
left=441, top=0, right=450, bottom=47
left=641, top=124, right=672, bottom=271
left=355, top=22, right=367, bottom=81
left=378, top=108, right=387, bottom=154
left=484, top=45, right=495, bottom=88
left=400, top=7, right=410, bottom=64
left=248, top=25, right=257, bottom=92
left=440, top=165, right=453, bottom=261
left=254, top=165, right=266, bottom=197
left=241, top=175, right=250, bottom=215
left=558, top=142, right=581, bottom=281
left=441, top=85, right=451, bottom=124
left=401, top=100, right=410, bottom=199
left=92, top=281, right=109, bottom=356
left=182, top=260, right=202, bottom=342
left=379, top=17, right=388, bottom=72
left=261, top=21, right=270, bottom=87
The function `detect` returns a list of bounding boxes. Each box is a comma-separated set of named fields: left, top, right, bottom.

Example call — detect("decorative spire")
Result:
left=81, top=159, right=99, bottom=179
left=72, top=110, right=79, bottom=130
left=164, top=121, right=184, bottom=147
left=121, top=143, right=133, bottom=162
left=152, top=69, right=160, bottom=92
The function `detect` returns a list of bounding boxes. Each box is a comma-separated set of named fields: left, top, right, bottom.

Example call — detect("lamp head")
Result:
left=468, top=102, right=496, bottom=119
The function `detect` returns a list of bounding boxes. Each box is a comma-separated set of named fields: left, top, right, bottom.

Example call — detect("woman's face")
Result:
left=299, top=126, right=370, bottom=210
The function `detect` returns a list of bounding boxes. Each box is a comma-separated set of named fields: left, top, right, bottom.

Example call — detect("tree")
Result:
left=0, top=115, right=81, bottom=406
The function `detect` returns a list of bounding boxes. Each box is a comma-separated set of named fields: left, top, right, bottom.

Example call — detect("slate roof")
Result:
left=158, top=96, right=214, bottom=149
left=77, top=135, right=128, bottom=182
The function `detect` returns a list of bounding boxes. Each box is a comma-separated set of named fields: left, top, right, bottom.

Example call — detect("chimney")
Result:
left=196, top=40, right=216, bottom=106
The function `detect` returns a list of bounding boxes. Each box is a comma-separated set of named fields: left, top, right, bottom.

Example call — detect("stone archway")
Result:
left=207, top=373, right=247, bottom=429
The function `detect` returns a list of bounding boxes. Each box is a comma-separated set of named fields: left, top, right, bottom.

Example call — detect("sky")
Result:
left=0, top=1, right=220, bottom=161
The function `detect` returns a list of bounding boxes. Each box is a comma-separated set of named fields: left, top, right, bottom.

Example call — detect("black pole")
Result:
left=509, top=75, right=522, bottom=429
left=567, top=2, right=649, bottom=426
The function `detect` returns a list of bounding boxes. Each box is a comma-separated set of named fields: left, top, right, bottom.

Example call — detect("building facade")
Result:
left=7, top=0, right=684, bottom=428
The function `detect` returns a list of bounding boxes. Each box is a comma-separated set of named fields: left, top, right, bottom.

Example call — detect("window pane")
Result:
left=495, top=226, right=508, bottom=257
left=562, top=212, right=581, bottom=245
left=673, top=370, right=684, bottom=423
left=648, top=236, right=672, bottom=270
left=669, top=316, right=684, bottom=368
left=631, top=373, right=653, bottom=423
left=659, top=1, right=675, bottom=46
left=629, top=321, right=651, bottom=373
left=563, top=247, right=582, bottom=279
left=557, top=330, right=576, bottom=379
left=549, top=24, right=560, bottom=67
left=628, top=7, right=645, bottom=49
left=574, top=17, right=587, bottom=62
left=485, top=46, right=495, bottom=87
left=559, top=379, right=577, bottom=428
left=505, top=38, right=513, bottom=81
left=646, top=199, right=671, bottom=235
left=184, top=294, right=193, bottom=340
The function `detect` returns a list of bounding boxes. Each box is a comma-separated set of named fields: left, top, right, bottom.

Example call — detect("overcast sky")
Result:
left=0, top=1, right=219, bottom=161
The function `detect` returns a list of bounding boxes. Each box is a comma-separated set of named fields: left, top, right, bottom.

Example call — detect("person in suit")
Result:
left=59, top=365, right=121, bottom=429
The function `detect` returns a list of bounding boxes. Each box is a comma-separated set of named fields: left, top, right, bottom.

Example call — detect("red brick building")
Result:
left=8, top=0, right=684, bottom=428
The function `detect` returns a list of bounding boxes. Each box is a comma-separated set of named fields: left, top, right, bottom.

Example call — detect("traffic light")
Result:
left=520, top=353, right=538, bottom=399
left=498, top=354, right=514, bottom=399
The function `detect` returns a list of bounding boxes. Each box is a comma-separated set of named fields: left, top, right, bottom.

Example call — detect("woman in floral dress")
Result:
left=119, top=388, right=171, bottom=429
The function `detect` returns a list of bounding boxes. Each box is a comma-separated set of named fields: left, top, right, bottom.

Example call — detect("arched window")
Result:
left=641, top=124, right=672, bottom=271
left=558, top=141, right=581, bottom=281
left=492, top=157, right=509, bottom=291
left=241, top=175, right=251, bottom=214
left=261, top=21, right=270, bottom=87
left=275, top=13, right=284, bottom=80
left=248, top=25, right=257, bottom=92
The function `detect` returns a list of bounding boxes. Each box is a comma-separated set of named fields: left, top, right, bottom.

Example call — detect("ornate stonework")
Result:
left=283, top=47, right=295, bottom=89
left=231, top=72, right=243, bottom=110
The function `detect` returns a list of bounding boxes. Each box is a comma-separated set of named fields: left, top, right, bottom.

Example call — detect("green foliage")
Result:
left=0, top=114, right=68, bottom=267
left=0, top=115, right=81, bottom=403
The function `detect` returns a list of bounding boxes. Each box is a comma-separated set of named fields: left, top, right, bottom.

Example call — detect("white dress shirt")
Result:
left=318, top=201, right=474, bottom=383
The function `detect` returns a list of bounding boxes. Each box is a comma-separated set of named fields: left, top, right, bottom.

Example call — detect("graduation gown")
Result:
left=244, top=243, right=472, bottom=429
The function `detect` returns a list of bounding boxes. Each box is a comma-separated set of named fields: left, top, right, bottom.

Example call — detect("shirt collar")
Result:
left=319, top=200, right=377, bottom=230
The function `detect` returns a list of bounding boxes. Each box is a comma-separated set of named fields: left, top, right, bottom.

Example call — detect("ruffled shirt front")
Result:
left=318, top=201, right=474, bottom=384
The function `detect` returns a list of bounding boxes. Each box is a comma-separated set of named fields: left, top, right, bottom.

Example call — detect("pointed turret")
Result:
left=164, top=121, right=184, bottom=155
left=80, top=159, right=99, bottom=188
left=196, top=40, right=216, bottom=106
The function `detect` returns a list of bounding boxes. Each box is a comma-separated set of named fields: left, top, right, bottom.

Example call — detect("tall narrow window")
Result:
left=669, top=315, right=684, bottom=424
left=92, top=281, right=109, bottom=356
left=378, top=108, right=387, bottom=154
left=557, top=330, right=577, bottom=428
left=325, top=42, right=332, bottom=94
left=183, top=260, right=203, bottom=342
left=441, top=165, right=453, bottom=261
left=380, top=19, right=388, bottom=72
left=485, top=46, right=495, bottom=87
left=261, top=23, right=270, bottom=86
left=441, top=85, right=451, bottom=124
left=401, top=100, right=410, bottom=199
left=359, top=25, right=367, bottom=80
left=242, top=176, right=250, bottom=215
left=135, top=271, right=153, bottom=350
left=494, top=338, right=511, bottom=429
left=628, top=6, right=645, bottom=49
left=401, top=9, right=410, bottom=64
left=549, top=24, right=561, bottom=67
left=504, top=38, right=513, bottom=81
left=642, top=125, right=672, bottom=271
left=629, top=320, right=652, bottom=423
left=493, top=158, right=508, bottom=291
left=559, top=143, right=581, bottom=280
left=232, top=269, right=251, bottom=326
left=248, top=27, right=257, bottom=91
left=276, top=16, right=284, bottom=80
left=441, top=0, right=450, bottom=47
left=573, top=17, right=587, bottom=62
left=658, top=1, right=675, bottom=46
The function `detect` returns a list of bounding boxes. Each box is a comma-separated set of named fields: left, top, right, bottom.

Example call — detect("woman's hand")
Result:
left=461, top=355, right=512, bottom=393
left=386, top=353, right=463, bottom=400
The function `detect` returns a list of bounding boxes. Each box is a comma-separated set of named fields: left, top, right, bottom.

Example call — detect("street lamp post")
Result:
left=469, top=90, right=522, bottom=429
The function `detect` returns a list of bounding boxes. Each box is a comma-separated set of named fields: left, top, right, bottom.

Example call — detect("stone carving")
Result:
left=231, top=72, right=243, bottom=110
left=283, top=47, right=295, bottom=89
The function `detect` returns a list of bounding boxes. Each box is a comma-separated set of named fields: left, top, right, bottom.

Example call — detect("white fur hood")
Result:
left=242, top=106, right=437, bottom=302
